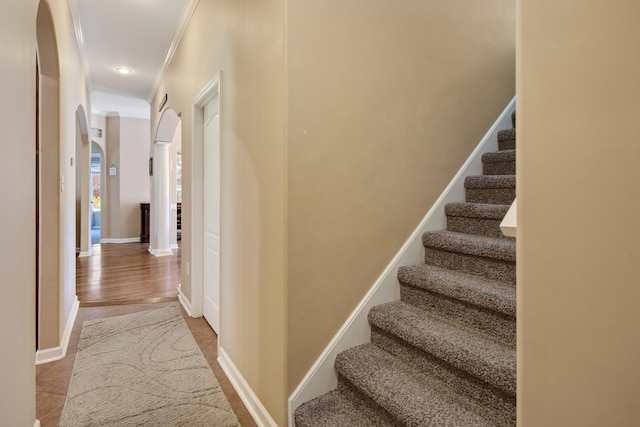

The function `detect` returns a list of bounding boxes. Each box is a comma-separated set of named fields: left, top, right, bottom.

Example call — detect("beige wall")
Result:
left=35, top=0, right=91, bottom=352
left=49, top=0, right=91, bottom=338
left=150, top=0, right=287, bottom=423
left=0, top=0, right=38, bottom=424
left=119, top=116, right=151, bottom=238
left=518, top=1, right=640, bottom=425
left=103, top=114, right=150, bottom=239
left=105, top=115, right=121, bottom=238
left=287, top=0, right=515, bottom=390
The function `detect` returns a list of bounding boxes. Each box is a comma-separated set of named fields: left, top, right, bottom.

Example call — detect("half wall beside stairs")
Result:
left=290, top=99, right=517, bottom=425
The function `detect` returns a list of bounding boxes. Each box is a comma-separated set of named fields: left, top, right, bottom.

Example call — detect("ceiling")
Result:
left=70, top=0, right=199, bottom=118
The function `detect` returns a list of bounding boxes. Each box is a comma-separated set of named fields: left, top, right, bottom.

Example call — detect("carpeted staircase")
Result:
left=294, top=112, right=517, bottom=426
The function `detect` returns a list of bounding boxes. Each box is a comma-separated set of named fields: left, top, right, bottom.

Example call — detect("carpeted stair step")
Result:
left=498, top=129, right=516, bottom=151
left=335, top=344, right=497, bottom=426
left=397, top=264, right=515, bottom=344
left=369, top=302, right=515, bottom=396
left=465, top=175, right=515, bottom=205
left=482, top=149, right=515, bottom=175
left=445, top=202, right=511, bottom=238
left=294, top=387, right=398, bottom=427
left=422, top=230, right=516, bottom=284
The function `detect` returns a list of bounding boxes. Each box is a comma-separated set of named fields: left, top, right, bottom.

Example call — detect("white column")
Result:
left=149, top=142, right=173, bottom=256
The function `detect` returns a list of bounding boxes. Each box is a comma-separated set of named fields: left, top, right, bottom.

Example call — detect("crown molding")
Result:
left=68, top=0, right=93, bottom=95
left=146, top=0, right=200, bottom=103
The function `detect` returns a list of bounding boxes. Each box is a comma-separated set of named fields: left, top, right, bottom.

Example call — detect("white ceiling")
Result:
left=70, top=0, right=199, bottom=118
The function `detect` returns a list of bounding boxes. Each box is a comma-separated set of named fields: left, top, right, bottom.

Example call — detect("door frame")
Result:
left=191, top=72, right=222, bottom=324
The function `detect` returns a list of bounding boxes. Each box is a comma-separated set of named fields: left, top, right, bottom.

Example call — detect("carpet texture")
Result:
left=295, top=111, right=517, bottom=426
left=59, top=306, right=239, bottom=427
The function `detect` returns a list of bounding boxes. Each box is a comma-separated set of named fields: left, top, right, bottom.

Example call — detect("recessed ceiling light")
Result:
left=116, top=67, right=132, bottom=75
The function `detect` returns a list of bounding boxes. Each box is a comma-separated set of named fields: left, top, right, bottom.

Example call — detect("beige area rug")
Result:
left=59, top=306, right=239, bottom=426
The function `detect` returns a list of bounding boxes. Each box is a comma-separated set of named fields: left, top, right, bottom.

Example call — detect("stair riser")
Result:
left=466, top=188, right=515, bottom=205
left=483, top=161, right=515, bottom=175
left=446, top=216, right=509, bottom=239
left=498, top=139, right=515, bottom=151
left=400, top=285, right=515, bottom=345
left=335, top=377, right=400, bottom=426
left=424, top=247, right=515, bottom=285
left=371, top=329, right=516, bottom=426
left=498, top=129, right=516, bottom=151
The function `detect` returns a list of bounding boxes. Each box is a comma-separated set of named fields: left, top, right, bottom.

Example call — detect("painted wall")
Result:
left=35, top=0, right=91, bottom=353
left=105, top=115, right=121, bottom=238
left=0, top=0, right=38, bottom=424
left=103, top=114, right=151, bottom=240
left=518, top=1, right=640, bottom=425
left=149, top=0, right=287, bottom=423
left=49, top=0, right=91, bottom=344
left=287, top=0, right=515, bottom=390
left=119, top=116, right=151, bottom=238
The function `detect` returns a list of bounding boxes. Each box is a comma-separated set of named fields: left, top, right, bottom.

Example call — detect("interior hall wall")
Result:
left=287, top=0, right=516, bottom=390
left=149, top=0, right=287, bottom=423
left=118, top=116, right=151, bottom=239
left=0, top=0, right=38, bottom=424
left=518, top=0, right=640, bottom=425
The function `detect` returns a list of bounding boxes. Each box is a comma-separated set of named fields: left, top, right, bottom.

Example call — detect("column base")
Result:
left=148, top=247, right=175, bottom=257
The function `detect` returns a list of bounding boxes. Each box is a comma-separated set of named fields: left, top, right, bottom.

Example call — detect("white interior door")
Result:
left=203, top=96, right=221, bottom=333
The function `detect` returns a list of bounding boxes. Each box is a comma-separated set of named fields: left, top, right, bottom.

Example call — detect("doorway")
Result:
left=75, top=106, right=90, bottom=256
left=36, top=0, right=61, bottom=351
left=191, top=73, right=222, bottom=334
left=90, top=142, right=104, bottom=245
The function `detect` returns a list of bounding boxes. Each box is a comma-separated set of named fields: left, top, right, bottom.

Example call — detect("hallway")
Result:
left=37, top=244, right=257, bottom=426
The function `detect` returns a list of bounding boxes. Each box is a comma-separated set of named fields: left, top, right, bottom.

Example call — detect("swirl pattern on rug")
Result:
left=59, top=306, right=239, bottom=426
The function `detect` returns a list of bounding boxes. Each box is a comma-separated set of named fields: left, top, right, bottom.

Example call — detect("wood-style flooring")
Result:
left=76, top=242, right=180, bottom=305
left=36, top=243, right=257, bottom=426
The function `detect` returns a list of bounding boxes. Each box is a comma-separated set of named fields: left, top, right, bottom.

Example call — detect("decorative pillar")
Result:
left=149, top=142, right=173, bottom=256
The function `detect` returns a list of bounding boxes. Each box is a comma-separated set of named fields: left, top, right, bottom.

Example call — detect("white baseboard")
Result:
left=148, top=246, right=175, bottom=257
left=218, top=347, right=278, bottom=427
left=34, top=419, right=40, bottom=427
left=78, top=247, right=93, bottom=257
left=177, top=284, right=194, bottom=317
left=287, top=97, right=516, bottom=426
left=36, top=296, right=79, bottom=365
left=100, top=237, right=141, bottom=244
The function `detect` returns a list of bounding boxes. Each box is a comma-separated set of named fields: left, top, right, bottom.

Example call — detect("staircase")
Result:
left=294, top=112, right=517, bottom=426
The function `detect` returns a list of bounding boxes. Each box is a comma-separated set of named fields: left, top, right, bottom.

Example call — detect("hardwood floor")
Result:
left=76, top=242, right=180, bottom=305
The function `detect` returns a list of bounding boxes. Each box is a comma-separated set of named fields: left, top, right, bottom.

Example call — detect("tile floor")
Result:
left=36, top=302, right=257, bottom=427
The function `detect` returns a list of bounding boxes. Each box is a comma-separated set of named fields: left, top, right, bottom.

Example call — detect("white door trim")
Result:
left=191, top=72, right=221, bottom=319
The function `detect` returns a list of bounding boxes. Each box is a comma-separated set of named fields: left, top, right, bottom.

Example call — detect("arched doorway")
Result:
left=90, top=141, right=105, bottom=245
left=75, top=106, right=91, bottom=257
left=149, top=108, right=181, bottom=257
left=36, top=0, right=61, bottom=352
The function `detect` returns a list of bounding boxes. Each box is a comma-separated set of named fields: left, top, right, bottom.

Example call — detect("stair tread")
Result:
left=398, top=264, right=515, bottom=316
left=422, top=230, right=516, bottom=262
left=465, top=175, right=515, bottom=189
left=482, top=149, right=515, bottom=163
left=295, top=389, right=396, bottom=427
left=336, top=344, right=495, bottom=426
left=368, top=301, right=515, bottom=395
left=445, top=202, right=510, bottom=220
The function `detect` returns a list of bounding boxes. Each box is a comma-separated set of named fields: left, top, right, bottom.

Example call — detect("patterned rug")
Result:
left=59, top=306, right=238, bottom=426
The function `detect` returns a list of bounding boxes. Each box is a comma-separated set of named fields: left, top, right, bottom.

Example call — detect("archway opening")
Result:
left=36, top=0, right=61, bottom=352
left=149, top=108, right=181, bottom=257
left=75, top=106, right=91, bottom=256
left=90, top=141, right=105, bottom=245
